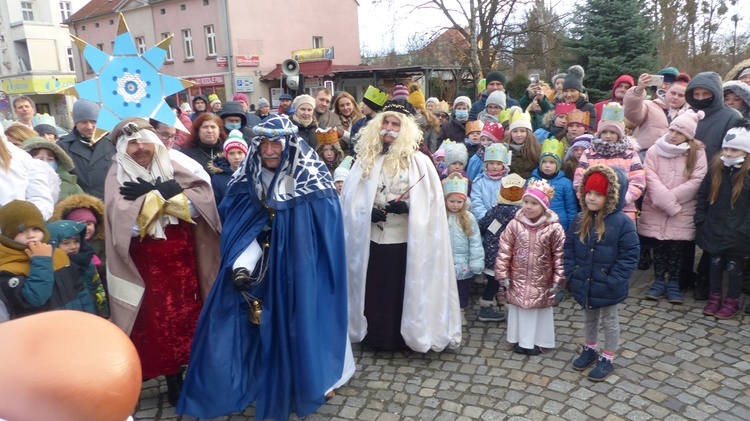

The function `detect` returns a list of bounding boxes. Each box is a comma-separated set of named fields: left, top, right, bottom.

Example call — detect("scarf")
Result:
left=591, top=135, right=630, bottom=157
left=484, top=166, right=507, bottom=180
left=293, top=115, right=314, bottom=127
left=721, top=155, right=745, bottom=167
left=114, top=122, right=178, bottom=240
left=654, top=135, right=690, bottom=158
left=0, top=242, right=70, bottom=276
left=509, top=143, right=523, bottom=152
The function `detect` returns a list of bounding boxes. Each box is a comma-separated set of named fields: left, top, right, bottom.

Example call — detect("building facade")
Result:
left=0, top=0, right=86, bottom=126
left=68, top=0, right=361, bottom=111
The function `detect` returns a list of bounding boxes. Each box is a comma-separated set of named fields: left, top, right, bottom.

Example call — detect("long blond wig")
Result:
left=355, top=111, right=422, bottom=179
left=0, top=137, right=11, bottom=172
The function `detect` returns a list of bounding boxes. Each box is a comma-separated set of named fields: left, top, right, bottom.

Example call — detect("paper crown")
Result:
left=498, top=173, right=526, bottom=204
left=497, top=108, right=512, bottom=125
left=600, top=103, right=625, bottom=123
left=566, top=109, right=590, bottom=128
left=554, top=103, right=576, bottom=116
left=508, top=108, right=532, bottom=132
left=363, top=86, right=388, bottom=108
left=484, top=143, right=511, bottom=164
left=526, top=178, right=555, bottom=201
left=442, top=173, right=469, bottom=198
left=540, top=137, right=565, bottom=161
left=465, top=120, right=484, bottom=135
left=339, top=155, right=355, bottom=170
left=316, top=127, right=339, bottom=145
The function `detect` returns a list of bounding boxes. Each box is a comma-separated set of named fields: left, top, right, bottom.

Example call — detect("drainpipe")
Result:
left=223, top=0, right=234, bottom=98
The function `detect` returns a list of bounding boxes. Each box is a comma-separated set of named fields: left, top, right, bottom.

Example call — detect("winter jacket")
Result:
left=437, top=118, right=467, bottom=143
left=469, top=90, right=520, bottom=121
left=292, top=118, right=318, bottom=148
left=448, top=212, right=484, bottom=280
left=519, top=93, right=553, bottom=131
left=0, top=241, right=95, bottom=319
left=349, top=114, right=372, bottom=147
left=508, top=147, right=537, bottom=179
left=495, top=210, right=565, bottom=309
left=528, top=168, right=578, bottom=231
left=533, top=111, right=566, bottom=144
left=470, top=173, right=503, bottom=220
left=593, top=75, right=634, bottom=128
left=208, top=155, right=234, bottom=206
left=466, top=153, right=484, bottom=181
left=51, top=193, right=107, bottom=283
left=181, top=142, right=224, bottom=176
left=57, top=167, right=84, bottom=202
left=686, top=72, right=743, bottom=160
left=190, top=94, right=209, bottom=122
left=0, top=143, right=55, bottom=219
left=478, top=203, right=520, bottom=272
left=639, top=137, right=707, bottom=241
left=573, top=136, right=645, bottom=217
left=564, top=166, right=640, bottom=310
left=57, top=128, right=115, bottom=200
left=623, top=87, right=671, bottom=150
left=315, top=109, right=343, bottom=132
left=695, top=163, right=750, bottom=256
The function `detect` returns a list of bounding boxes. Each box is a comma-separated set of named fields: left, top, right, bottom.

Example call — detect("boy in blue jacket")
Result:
left=529, top=137, right=578, bottom=231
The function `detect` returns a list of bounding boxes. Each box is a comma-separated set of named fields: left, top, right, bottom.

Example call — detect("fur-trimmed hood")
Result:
left=51, top=194, right=105, bottom=240
left=724, top=80, right=750, bottom=109
left=207, top=153, right=233, bottom=175
left=20, top=138, right=75, bottom=171
left=577, top=164, right=628, bottom=217
left=725, top=58, right=750, bottom=81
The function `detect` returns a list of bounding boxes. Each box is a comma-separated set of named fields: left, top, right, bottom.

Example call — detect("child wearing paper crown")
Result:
left=639, top=110, right=707, bottom=305
left=470, top=143, right=511, bottom=219
left=564, top=165, right=639, bottom=382
left=476, top=173, right=526, bottom=322
left=443, top=173, right=485, bottom=327
left=574, top=103, right=645, bottom=223
left=315, top=127, right=345, bottom=173
left=46, top=220, right=107, bottom=317
left=495, top=179, right=565, bottom=355
left=535, top=102, right=574, bottom=144
left=562, top=134, right=592, bottom=181
left=505, top=108, right=541, bottom=179
left=529, top=138, right=578, bottom=231
left=0, top=200, right=95, bottom=320
left=208, top=129, right=248, bottom=206
left=439, top=141, right=473, bottom=195
left=559, top=109, right=591, bottom=150
left=695, top=120, right=750, bottom=319
left=466, top=122, right=505, bottom=181
left=463, top=120, right=484, bottom=159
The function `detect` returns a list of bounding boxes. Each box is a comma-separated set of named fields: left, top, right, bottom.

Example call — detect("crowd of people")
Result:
left=0, top=60, right=749, bottom=418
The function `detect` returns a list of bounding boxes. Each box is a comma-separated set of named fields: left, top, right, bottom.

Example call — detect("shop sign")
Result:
left=217, top=56, right=228, bottom=67
left=184, top=75, right=225, bottom=86
left=1, top=76, right=76, bottom=95
left=291, top=47, right=334, bottom=62
left=237, top=55, right=260, bottom=67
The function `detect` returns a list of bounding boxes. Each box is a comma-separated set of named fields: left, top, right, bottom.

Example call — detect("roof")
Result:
left=67, top=0, right=147, bottom=23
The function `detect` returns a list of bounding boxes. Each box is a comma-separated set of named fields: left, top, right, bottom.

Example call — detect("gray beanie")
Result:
left=551, top=73, right=567, bottom=86
left=258, top=97, right=270, bottom=108
left=486, top=91, right=507, bottom=109
left=444, top=141, right=468, bottom=166
left=72, top=99, right=100, bottom=124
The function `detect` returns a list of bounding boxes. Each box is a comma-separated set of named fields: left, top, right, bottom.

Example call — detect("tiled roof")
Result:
left=68, top=0, right=122, bottom=23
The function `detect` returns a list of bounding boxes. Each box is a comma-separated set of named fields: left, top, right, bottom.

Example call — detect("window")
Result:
left=162, top=33, right=173, bottom=62
left=66, top=47, right=75, bottom=71
left=204, top=25, right=216, bottom=57
left=182, top=29, right=193, bottom=60
left=60, top=2, right=72, bottom=21
left=203, top=0, right=209, bottom=5
left=136, top=37, right=146, bottom=54
left=21, top=2, right=34, bottom=21
left=95, top=22, right=99, bottom=28
left=81, top=25, right=86, bottom=30
left=96, top=43, right=104, bottom=52
left=110, top=19, right=114, bottom=25
left=180, top=4, right=186, bottom=11
left=312, top=36, right=323, bottom=49
left=160, top=8, right=165, bottom=15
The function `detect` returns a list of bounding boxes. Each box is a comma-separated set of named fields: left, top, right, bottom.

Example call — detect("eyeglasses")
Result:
left=157, top=132, right=177, bottom=141
left=437, top=113, right=449, bottom=119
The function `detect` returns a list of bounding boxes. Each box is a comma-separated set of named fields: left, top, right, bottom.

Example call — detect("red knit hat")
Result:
left=585, top=171, right=609, bottom=196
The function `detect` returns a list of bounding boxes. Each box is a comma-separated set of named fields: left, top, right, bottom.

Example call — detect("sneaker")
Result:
left=461, top=309, right=467, bottom=326
left=478, top=305, right=506, bottom=322
left=572, top=345, right=598, bottom=371
left=587, top=355, right=614, bottom=382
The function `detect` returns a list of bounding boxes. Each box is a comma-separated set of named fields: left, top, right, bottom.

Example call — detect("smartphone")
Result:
left=529, top=73, right=540, bottom=84
left=650, top=75, right=664, bottom=87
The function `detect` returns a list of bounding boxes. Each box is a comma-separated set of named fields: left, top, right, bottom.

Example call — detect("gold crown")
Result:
left=567, top=109, right=590, bottom=128
left=540, top=137, right=564, bottom=161
left=526, top=179, right=555, bottom=199
left=465, top=120, right=484, bottom=135
left=316, top=127, right=339, bottom=145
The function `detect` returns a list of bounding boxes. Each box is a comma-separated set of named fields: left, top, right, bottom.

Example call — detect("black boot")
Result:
left=165, top=372, right=184, bottom=406
left=693, top=277, right=710, bottom=301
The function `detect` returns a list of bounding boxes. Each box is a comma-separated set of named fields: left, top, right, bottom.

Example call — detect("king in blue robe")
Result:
left=177, top=115, right=352, bottom=420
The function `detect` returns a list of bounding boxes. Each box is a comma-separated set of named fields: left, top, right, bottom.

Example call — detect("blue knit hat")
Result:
left=72, top=99, right=100, bottom=124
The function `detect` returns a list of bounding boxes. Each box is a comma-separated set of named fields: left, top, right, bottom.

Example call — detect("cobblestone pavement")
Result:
left=135, top=266, right=750, bottom=421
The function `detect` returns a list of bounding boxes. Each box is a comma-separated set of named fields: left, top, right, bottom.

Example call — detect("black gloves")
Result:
left=120, top=177, right=155, bottom=201
left=232, top=267, right=252, bottom=291
left=385, top=199, right=408, bottom=215
left=155, top=177, right=184, bottom=199
left=371, top=208, right=387, bottom=223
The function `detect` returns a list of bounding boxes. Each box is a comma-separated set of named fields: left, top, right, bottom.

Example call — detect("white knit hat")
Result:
left=453, top=96, right=472, bottom=110
left=722, top=126, right=750, bottom=154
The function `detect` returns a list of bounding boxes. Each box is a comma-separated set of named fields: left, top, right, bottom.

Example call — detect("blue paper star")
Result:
left=62, top=13, right=193, bottom=141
